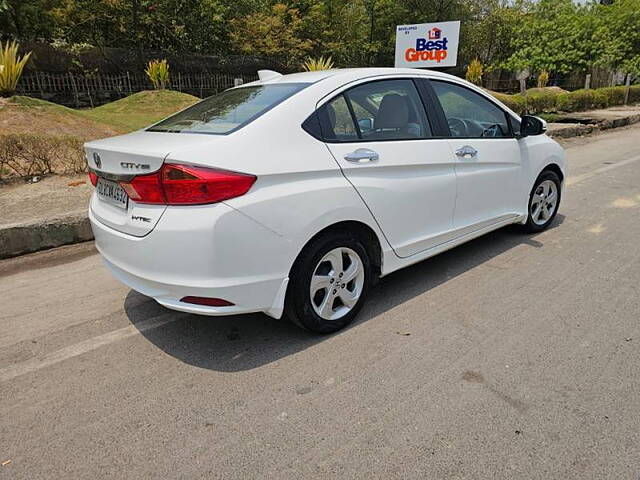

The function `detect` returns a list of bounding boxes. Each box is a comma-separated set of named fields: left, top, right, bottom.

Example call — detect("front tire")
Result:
left=285, top=232, right=372, bottom=334
left=522, top=170, right=562, bottom=233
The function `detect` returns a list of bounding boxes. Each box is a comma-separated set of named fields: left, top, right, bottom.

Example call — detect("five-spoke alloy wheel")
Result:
left=523, top=170, right=562, bottom=233
left=310, top=247, right=365, bottom=321
left=285, top=232, right=371, bottom=333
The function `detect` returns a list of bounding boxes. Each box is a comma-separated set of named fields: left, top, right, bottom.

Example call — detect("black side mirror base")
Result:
left=520, top=115, right=546, bottom=136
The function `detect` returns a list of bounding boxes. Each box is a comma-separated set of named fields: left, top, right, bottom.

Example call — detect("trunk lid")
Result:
left=85, top=131, right=221, bottom=236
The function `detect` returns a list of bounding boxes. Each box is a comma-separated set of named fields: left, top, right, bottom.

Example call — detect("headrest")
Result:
left=375, top=94, right=409, bottom=130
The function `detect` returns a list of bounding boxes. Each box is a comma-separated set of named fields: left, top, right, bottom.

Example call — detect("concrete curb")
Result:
left=548, top=112, right=640, bottom=138
left=0, top=210, right=93, bottom=260
left=1, top=111, right=639, bottom=260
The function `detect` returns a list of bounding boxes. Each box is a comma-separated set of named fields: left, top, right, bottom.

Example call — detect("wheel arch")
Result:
left=541, top=162, right=564, bottom=183
left=290, top=220, right=384, bottom=281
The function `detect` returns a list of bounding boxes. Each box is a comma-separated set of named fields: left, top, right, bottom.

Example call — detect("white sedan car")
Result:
left=85, top=68, right=566, bottom=333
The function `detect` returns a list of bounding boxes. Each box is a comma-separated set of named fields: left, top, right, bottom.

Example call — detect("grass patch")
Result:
left=0, top=90, right=200, bottom=181
left=538, top=113, right=562, bottom=122
left=80, top=90, right=199, bottom=132
left=1, top=95, right=119, bottom=140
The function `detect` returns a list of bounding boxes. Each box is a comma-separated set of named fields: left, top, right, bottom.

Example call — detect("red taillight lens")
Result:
left=120, top=171, right=165, bottom=204
left=118, top=164, right=255, bottom=206
left=88, top=171, right=98, bottom=186
left=180, top=296, right=235, bottom=307
left=161, top=164, right=256, bottom=205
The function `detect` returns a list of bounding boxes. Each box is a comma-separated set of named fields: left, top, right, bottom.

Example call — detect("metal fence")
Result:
left=16, top=69, right=630, bottom=106
left=16, top=71, right=259, bottom=107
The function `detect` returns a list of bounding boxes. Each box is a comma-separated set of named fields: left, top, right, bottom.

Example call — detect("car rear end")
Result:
left=85, top=82, right=316, bottom=318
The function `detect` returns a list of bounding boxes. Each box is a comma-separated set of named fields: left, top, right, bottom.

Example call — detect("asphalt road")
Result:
left=2, top=125, right=640, bottom=479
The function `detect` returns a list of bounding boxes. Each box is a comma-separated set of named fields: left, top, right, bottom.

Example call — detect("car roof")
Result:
left=236, top=67, right=520, bottom=119
left=243, top=67, right=458, bottom=86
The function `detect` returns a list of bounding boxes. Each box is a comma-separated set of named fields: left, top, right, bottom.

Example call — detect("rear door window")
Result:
left=312, top=78, right=432, bottom=142
left=345, top=79, right=431, bottom=140
left=317, top=95, right=359, bottom=142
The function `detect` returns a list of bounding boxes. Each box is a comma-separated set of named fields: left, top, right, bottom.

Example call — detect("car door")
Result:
left=317, top=77, right=457, bottom=258
left=428, top=79, right=525, bottom=233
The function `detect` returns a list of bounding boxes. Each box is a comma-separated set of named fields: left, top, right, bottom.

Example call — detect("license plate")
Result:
left=96, top=177, right=129, bottom=210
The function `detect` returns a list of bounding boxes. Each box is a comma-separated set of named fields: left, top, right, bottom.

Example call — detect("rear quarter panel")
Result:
left=164, top=87, right=393, bottom=276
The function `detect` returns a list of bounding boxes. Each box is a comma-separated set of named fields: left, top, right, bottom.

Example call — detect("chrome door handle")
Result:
left=455, top=145, right=478, bottom=158
left=344, top=148, right=379, bottom=163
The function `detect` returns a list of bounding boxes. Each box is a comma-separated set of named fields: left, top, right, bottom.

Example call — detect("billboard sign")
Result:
left=394, top=21, right=460, bottom=68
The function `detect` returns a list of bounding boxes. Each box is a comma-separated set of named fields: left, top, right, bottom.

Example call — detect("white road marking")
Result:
left=0, top=313, right=184, bottom=383
left=567, top=154, right=640, bottom=186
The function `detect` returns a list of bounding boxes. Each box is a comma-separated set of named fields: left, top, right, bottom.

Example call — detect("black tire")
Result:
left=284, top=231, right=372, bottom=334
left=521, top=170, right=562, bottom=233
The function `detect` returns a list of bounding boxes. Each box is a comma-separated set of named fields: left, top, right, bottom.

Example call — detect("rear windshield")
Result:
left=148, top=83, right=307, bottom=134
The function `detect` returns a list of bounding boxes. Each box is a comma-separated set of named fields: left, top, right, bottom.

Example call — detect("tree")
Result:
left=501, top=0, right=593, bottom=75
left=589, top=0, right=640, bottom=75
left=0, top=0, right=59, bottom=40
left=230, top=4, right=313, bottom=70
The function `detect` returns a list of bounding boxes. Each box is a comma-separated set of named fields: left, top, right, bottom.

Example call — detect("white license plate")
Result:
left=96, top=177, right=129, bottom=210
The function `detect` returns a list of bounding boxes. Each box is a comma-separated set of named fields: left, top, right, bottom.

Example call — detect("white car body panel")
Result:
left=325, top=138, right=457, bottom=258
left=448, top=137, right=524, bottom=229
left=85, top=67, right=566, bottom=319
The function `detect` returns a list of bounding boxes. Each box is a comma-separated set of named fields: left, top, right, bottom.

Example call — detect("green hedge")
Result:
left=491, top=91, right=526, bottom=115
left=489, top=85, right=640, bottom=115
left=524, top=91, right=561, bottom=114
left=556, top=89, right=608, bottom=112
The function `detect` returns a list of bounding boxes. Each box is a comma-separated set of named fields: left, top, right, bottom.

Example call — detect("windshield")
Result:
left=148, top=83, right=308, bottom=134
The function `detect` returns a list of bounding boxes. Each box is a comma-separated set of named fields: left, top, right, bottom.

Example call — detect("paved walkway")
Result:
left=547, top=104, right=640, bottom=137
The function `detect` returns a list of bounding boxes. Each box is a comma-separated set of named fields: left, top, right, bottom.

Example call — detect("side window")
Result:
left=431, top=81, right=510, bottom=138
left=317, top=95, right=358, bottom=142
left=345, top=79, right=431, bottom=140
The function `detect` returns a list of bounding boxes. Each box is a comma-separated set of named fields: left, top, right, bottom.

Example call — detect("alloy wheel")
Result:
left=530, top=179, right=558, bottom=226
left=309, top=247, right=365, bottom=321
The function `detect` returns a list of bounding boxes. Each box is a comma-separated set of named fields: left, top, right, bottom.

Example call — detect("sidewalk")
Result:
left=546, top=105, right=640, bottom=138
left=0, top=175, right=93, bottom=259
left=1, top=104, right=640, bottom=259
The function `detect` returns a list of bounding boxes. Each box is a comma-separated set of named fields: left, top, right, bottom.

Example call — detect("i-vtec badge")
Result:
left=120, top=162, right=151, bottom=170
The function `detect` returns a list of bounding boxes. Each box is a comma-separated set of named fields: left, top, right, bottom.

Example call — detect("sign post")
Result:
left=394, top=21, right=460, bottom=69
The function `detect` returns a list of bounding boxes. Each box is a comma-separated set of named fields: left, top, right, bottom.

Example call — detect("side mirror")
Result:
left=519, top=115, right=547, bottom=137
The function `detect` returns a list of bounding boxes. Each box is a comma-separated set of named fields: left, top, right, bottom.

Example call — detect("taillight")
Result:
left=120, top=172, right=165, bottom=204
left=119, top=164, right=256, bottom=206
left=88, top=171, right=98, bottom=186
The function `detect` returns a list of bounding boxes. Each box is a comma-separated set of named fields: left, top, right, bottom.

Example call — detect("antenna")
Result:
left=257, top=70, right=283, bottom=82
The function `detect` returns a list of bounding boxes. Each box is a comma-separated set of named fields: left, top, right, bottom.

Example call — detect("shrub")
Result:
left=145, top=59, right=170, bottom=90
left=629, top=85, right=640, bottom=103
left=489, top=91, right=526, bottom=115
left=524, top=91, right=558, bottom=114
left=0, top=41, right=32, bottom=97
left=0, top=134, right=84, bottom=180
left=302, top=56, right=334, bottom=71
left=465, top=58, right=483, bottom=86
left=537, top=70, right=549, bottom=88
left=598, top=86, right=627, bottom=107
left=556, top=89, right=608, bottom=112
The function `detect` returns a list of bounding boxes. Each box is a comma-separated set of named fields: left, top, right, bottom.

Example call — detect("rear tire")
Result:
left=285, top=232, right=372, bottom=334
left=521, top=170, right=561, bottom=233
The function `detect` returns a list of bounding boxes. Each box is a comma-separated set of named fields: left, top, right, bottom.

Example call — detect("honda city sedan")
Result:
left=85, top=67, right=566, bottom=333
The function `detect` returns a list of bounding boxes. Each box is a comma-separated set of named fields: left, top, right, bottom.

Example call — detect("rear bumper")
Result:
left=89, top=202, right=293, bottom=318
